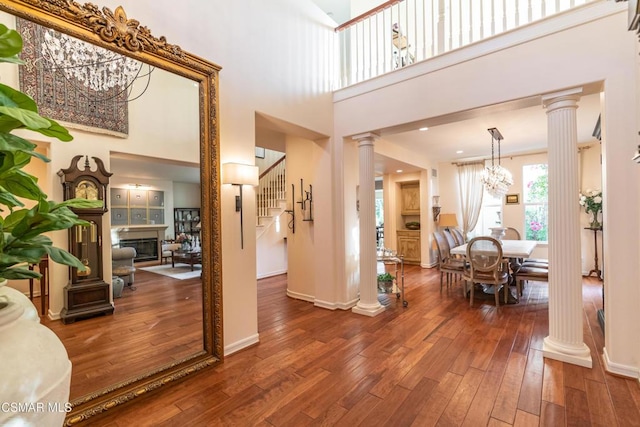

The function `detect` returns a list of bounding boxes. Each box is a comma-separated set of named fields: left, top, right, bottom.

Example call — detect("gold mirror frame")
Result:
left=0, top=0, right=223, bottom=424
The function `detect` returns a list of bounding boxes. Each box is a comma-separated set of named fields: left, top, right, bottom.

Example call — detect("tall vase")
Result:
left=0, top=280, right=72, bottom=426
left=590, top=211, right=601, bottom=229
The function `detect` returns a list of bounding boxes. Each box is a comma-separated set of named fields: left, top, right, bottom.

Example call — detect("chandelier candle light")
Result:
left=481, top=127, right=513, bottom=197
left=41, top=29, right=148, bottom=97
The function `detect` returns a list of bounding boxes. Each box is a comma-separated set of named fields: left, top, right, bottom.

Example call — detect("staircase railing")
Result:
left=335, top=0, right=596, bottom=88
left=257, top=155, right=286, bottom=218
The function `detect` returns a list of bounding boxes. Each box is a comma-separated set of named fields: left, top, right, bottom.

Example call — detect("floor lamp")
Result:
left=222, top=162, right=259, bottom=249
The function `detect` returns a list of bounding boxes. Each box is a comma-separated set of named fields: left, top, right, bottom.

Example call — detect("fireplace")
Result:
left=112, top=225, right=168, bottom=264
left=119, top=238, right=158, bottom=262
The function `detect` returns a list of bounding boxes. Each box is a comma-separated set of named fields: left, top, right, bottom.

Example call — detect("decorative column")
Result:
left=352, top=133, right=384, bottom=317
left=542, top=88, right=592, bottom=368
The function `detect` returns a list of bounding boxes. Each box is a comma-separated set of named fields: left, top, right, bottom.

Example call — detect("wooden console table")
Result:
left=585, top=226, right=603, bottom=280
left=28, top=255, right=49, bottom=315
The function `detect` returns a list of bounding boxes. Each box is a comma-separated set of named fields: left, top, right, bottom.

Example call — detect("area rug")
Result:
left=139, top=264, right=201, bottom=280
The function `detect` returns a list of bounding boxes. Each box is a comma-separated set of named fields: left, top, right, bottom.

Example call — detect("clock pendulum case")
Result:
left=57, top=155, right=114, bottom=324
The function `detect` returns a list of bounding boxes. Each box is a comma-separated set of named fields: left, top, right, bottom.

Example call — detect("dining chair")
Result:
left=463, top=236, right=510, bottom=306
left=515, top=264, right=549, bottom=296
left=450, top=228, right=465, bottom=245
left=432, top=231, right=466, bottom=292
left=503, top=227, right=521, bottom=240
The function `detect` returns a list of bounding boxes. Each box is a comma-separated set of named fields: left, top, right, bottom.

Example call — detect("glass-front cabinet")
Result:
left=110, top=188, right=165, bottom=226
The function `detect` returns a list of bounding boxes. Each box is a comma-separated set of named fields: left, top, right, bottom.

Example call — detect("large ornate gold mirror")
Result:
left=0, top=0, right=222, bottom=424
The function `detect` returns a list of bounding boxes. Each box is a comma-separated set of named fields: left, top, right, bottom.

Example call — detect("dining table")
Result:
left=450, top=239, right=537, bottom=259
left=450, top=239, right=538, bottom=300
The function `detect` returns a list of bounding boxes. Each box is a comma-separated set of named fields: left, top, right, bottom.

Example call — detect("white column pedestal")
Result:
left=352, top=133, right=384, bottom=317
left=542, top=88, right=592, bottom=368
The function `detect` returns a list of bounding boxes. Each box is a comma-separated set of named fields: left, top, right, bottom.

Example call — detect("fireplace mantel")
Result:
left=111, top=225, right=168, bottom=262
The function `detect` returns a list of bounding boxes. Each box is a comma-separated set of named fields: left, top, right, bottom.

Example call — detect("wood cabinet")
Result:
left=397, top=230, right=421, bottom=264
left=401, top=182, right=420, bottom=215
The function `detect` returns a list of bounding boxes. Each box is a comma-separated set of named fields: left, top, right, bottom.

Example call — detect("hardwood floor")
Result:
left=40, top=269, right=203, bottom=399
left=84, top=266, right=640, bottom=426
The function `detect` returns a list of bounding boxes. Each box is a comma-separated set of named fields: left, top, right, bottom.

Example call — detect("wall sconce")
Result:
left=297, top=178, right=313, bottom=222
left=438, top=213, right=458, bottom=231
left=222, top=162, right=259, bottom=249
left=432, top=195, right=440, bottom=222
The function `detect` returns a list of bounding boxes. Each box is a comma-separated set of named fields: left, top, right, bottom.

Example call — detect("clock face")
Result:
left=75, top=180, right=99, bottom=200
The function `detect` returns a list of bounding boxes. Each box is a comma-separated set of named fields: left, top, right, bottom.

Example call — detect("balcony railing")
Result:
left=335, top=0, right=596, bottom=88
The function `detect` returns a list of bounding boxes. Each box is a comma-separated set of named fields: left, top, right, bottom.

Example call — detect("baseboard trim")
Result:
left=602, top=347, right=640, bottom=379
left=48, top=310, right=61, bottom=321
left=224, top=333, right=260, bottom=356
left=257, top=269, right=288, bottom=280
left=314, top=297, right=358, bottom=311
left=421, top=262, right=438, bottom=268
left=286, top=289, right=314, bottom=303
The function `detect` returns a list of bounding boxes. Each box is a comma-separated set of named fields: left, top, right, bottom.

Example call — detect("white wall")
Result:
left=334, top=4, right=640, bottom=375
left=2, top=0, right=337, bottom=355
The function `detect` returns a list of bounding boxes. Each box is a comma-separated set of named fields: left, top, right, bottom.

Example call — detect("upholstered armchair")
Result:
left=161, top=242, right=181, bottom=264
left=112, top=247, right=137, bottom=289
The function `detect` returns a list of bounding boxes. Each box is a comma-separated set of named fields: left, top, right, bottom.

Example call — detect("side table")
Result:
left=585, top=226, right=603, bottom=280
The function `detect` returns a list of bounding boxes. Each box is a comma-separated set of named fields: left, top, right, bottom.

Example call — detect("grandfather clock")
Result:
left=58, top=155, right=114, bottom=324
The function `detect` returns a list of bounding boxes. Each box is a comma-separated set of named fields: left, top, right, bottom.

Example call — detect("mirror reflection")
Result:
left=1, top=10, right=204, bottom=402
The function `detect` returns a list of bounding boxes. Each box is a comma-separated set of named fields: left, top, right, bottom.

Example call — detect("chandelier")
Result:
left=481, top=127, right=513, bottom=197
left=40, top=29, right=150, bottom=99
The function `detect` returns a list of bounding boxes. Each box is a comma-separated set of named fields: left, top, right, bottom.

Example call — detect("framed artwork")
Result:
left=506, top=194, right=519, bottom=205
left=255, top=147, right=265, bottom=159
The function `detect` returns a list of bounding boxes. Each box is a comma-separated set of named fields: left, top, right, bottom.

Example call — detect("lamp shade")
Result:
left=438, top=213, right=458, bottom=228
left=222, top=163, right=259, bottom=186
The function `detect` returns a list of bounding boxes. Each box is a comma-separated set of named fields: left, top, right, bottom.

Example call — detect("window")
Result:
left=477, top=188, right=502, bottom=237
left=523, top=164, right=548, bottom=241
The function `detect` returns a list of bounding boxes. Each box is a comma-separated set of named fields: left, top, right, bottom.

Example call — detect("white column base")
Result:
left=543, top=336, right=592, bottom=368
left=352, top=301, right=385, bottom=317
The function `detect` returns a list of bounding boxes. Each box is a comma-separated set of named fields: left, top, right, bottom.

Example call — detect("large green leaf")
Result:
left=0, top=105, right=50, bottom=130
left=34, top=118, right=73, bottom=142
left=0, top=24, right=22, bottom=63
left=46, top=246, right=85, bottom=270
left=0, top=266, right=40, bottom=280
left=1, top=169, right=46, bottom=201
left=0, top=83, right=37, bottom=111
left=0, top=190, right=25, bottom=211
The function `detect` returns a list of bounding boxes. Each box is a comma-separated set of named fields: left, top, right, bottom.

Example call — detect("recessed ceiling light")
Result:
left=396, top=169, right=403, bottom=173
left=419, top=127, right=429, bottom=131
left=456, top=150, right=464, bottom=154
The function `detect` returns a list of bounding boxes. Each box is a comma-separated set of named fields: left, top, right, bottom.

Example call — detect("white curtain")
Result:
left=457, top=163, right=485, bottom=237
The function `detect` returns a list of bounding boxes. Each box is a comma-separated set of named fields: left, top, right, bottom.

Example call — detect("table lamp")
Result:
left=438, top=213, right=458, bottom=231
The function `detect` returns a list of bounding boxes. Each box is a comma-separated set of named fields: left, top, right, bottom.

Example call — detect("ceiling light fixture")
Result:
left=40, top=28, right=154, bottom=102
left=480, top=127, right=513, bottom=197
left=396, top=169, right=403, bottom=173
left=456, top=150, right=464, bottom=154
left=419, top=127, right=429, bottom=131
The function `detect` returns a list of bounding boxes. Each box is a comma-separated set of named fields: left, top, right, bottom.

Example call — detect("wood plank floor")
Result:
left=85, top=266, right=640, bottom=426
left=40, top=269, right=203, bottom=399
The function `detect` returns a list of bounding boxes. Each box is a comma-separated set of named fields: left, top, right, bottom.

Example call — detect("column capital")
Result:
left=352, top=132, right=379, bottom=146
left=542, top=87, right=582, bottom=112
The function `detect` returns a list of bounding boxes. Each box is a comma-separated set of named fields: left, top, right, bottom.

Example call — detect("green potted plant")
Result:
left=0, top=24, right=99, bottom=282
left=377, top=272, right=395, bottom=293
